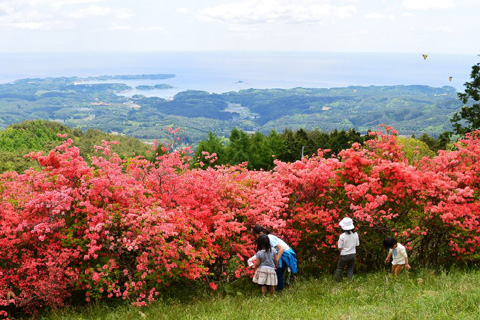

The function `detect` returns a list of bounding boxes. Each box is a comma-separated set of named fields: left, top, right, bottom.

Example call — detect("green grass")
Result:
left=47, top=269, right=480, bottom=320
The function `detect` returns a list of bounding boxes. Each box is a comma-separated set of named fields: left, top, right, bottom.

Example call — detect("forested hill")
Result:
left=0, top=120, right=150, bottom=173
left=0, top=75, right=463, bottom=143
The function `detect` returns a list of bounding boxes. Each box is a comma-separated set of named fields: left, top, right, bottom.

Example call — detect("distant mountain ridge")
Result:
left=0, top=75, right=463, bottom=143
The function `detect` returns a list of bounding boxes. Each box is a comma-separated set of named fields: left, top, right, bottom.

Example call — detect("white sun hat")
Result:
left=339, top=217, right=355, bottom=230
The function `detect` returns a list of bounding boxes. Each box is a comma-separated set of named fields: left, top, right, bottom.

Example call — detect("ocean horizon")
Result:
left=0, top=52, right=478, bottom=98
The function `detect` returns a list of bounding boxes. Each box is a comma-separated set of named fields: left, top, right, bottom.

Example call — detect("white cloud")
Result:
left=68, top=5, right=132, bottom=19
left=365, top=12, right=394, bottom=20
left=114, top=9, right=132, bottom=20
left=228, top=24, right=258, bottom=32
left=0, top=5, right=57, bottom=30
left=5, top=21, right=49, bottom=29
left=2, top=18, right=70, bottom=30
left=428, top=25, right=453, bottom=34
left=402, top=0, right=454, bottom=10
left=365, top=12, right=383, bottom=19
left=109, top=25, right=166, bottom=32
left=136, top=26, right=165, bottom=31
left=50, top=0, right=102, bottom=8
left=176, top=7, right=188, bottom=14
left=3, top=0, right=102, bottom=9
left=69, top=5, right=111, bottom=18
left=109, top=25, right=131, bottom=31
left=0, top=14, right=69, bottom=30
left=0, top=3, right=15, bottom=15
left=0, top=0, right=131, bottom=30
left=200, top=0, right=356, bottom=25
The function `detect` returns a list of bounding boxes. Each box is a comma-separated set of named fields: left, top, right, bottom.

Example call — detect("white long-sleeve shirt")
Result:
left=389, top=243, right=408, bottom=265
left=338, top=232, right=360, bottom=255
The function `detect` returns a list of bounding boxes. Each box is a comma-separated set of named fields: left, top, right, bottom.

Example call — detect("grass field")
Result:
left=47, top=269, right=480, bottom=320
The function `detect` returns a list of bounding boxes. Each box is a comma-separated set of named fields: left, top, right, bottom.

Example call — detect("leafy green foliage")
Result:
left=0, top=120, right=150, bottom=173
left=397, top=136, right=436, bottom=163
left=194, top=127, right=372, bottom=170
left=417, top=132, right=452, bottom=152
left=451, top=62, right=480, bottom=135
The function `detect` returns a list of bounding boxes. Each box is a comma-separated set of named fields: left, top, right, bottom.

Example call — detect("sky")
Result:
left=0, top=0, right=479, bottom=53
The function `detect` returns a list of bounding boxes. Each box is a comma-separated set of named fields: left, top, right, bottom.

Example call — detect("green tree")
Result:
left=295, top=128, right=314, bottom=157
left=277, top=129, right=300, bottom=162
left=248, top=132, right=271, bottom=170
left=398, top=136, right=435, bottom=163
left=419, top=132, right=452, bottom=152
left=451, top=62, right=480, bottom=135
left=193, top=132, right=226, bottom=168
left=266, top=130, right=285, bottom=163
left=225, top=128, right=250, bottom=165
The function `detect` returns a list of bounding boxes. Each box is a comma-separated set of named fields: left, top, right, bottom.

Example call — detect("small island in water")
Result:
left=84, top=74, right=175, bottom=81
left=136, top=84, right=174, bottom=90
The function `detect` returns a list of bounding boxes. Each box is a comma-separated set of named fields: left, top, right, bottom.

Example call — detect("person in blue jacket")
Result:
left=252, top=224, right=297, bottom=291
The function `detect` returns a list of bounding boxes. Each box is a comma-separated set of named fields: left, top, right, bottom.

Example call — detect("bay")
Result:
left=0, top=52, right=478, bottom=99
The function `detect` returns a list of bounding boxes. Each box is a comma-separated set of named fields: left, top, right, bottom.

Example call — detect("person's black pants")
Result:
left=276, top=261, right=287, bottom=291
left=335, top=254, right=356, bottom=281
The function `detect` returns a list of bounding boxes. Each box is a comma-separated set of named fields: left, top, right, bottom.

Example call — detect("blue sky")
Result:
left=0, top=0, right=479, bottom=53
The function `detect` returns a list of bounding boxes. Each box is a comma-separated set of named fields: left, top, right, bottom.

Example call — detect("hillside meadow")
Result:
left=48, top=269, right=480, bottom=320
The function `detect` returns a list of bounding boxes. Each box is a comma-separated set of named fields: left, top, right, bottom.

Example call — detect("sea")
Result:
left=0, top=52, right=478, bottom=98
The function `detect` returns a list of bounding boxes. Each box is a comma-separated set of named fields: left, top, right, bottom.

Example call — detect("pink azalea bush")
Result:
left=1, top=127, right=480, bottom=317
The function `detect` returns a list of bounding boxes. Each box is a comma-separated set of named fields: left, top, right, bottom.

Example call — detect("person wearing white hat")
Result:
left=335, top=217, right=360, bottom=282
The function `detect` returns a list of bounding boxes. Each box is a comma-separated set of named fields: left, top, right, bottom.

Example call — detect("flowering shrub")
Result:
left=1, top=127, right=480, bottom=317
